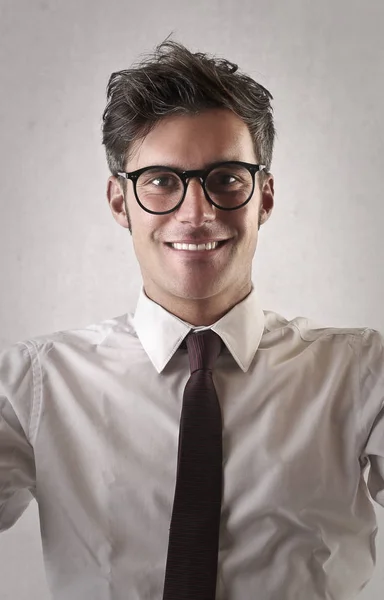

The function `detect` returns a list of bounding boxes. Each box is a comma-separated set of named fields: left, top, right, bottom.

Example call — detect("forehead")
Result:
left=127, top=108, right=256, bottom=170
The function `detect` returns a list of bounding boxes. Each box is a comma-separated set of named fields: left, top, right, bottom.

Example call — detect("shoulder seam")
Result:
left=357, top=327, right=364, bottom=456
left=20, top=340, right=42, bottom=445
left=290, top=321, right=369, bottom=343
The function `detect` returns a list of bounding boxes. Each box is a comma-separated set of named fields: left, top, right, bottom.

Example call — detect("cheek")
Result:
left=239, top=219, right=259, bottom=257
left=236, top=208, right=258, bottom=238
left=131, top=214, right=167, bottom=259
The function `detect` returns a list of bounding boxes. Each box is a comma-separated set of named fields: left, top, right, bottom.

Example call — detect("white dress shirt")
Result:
left=0, top=285, right=384, bottom=600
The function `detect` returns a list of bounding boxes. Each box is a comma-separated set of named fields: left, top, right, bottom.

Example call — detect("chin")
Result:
left=167, top=279, right=229, bottom=301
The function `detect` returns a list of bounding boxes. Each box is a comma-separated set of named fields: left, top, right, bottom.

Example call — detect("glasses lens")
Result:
left=136, top=168, right=183, bottom=213
left=206, top=163, right=254, bottom=208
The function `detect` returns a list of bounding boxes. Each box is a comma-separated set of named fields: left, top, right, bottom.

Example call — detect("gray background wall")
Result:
left=0, top=0, right=383, bottom=598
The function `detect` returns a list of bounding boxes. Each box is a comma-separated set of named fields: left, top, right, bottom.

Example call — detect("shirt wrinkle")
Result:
left=0, top=284, right=383, bottom=599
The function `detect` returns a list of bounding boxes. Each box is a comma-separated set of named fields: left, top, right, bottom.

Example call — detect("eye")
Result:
left=217, top=174, right=237, bottom=185
left=151, top=176, right=174, bottom=187
left=139, top=170, right=181, bottom=190
left=208, top=171, right=244, bottom=189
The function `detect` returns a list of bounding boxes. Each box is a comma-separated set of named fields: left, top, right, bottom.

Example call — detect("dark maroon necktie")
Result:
left=162, top=329, right=223, bottom=600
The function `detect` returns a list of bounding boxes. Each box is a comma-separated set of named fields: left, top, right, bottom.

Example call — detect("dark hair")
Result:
left=102, top=39, right=275, bottom=175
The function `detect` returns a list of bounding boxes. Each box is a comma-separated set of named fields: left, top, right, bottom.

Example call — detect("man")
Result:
left=0, top=40, right=383, bottom=600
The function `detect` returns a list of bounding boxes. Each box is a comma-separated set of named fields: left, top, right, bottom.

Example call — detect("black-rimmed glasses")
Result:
left=117, top=161, right=266, bottom=215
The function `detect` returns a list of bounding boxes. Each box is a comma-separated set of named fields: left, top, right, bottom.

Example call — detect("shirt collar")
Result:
left=132, top=285, right=265, bottom=374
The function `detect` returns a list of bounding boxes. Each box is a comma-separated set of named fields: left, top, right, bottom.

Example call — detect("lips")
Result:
left=164, top=239, right=230, bottom=257
left=166, top=239, right=228, bottom=245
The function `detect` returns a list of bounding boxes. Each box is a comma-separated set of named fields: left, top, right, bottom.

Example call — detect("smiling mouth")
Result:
left=165, top=240, right=228, bottom=251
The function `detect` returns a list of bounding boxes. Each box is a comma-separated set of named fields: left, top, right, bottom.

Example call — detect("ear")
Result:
left=107, top=176, right=130, bottom=229
left=259, top=173, right=274, bottom=225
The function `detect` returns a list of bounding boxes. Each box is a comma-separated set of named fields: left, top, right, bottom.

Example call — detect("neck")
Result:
left=143, top=281, right=252, bottom=326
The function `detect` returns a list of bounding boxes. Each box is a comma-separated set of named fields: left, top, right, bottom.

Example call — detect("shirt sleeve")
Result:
left=359, top=328, right=384, bottom=507
left=0, top=342, right=37, bottom=531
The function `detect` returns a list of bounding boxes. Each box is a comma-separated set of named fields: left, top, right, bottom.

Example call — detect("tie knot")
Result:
left=185, top=329, right=222, bottom=374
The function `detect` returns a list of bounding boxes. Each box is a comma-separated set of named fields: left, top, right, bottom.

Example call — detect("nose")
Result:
left=174, top=177, right=216, bottom=226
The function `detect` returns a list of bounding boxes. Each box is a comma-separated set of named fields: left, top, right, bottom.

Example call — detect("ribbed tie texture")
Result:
left=162, top=329, right=223, bottom=600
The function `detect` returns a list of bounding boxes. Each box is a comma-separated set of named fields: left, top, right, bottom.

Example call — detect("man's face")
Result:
left=108, top=108, right=274, bottom=318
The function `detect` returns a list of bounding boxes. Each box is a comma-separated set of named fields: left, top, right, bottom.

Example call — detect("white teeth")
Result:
left=171, top=241, right=219, bottom=251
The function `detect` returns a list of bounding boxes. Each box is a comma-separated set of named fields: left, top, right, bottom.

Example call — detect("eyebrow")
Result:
left=141, top=158, right=244, bottom=171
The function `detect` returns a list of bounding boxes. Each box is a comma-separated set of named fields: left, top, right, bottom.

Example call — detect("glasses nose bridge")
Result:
left=178, top=169, right=215, bottom=218
left=183, top=168, right=205, bottom=190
